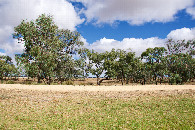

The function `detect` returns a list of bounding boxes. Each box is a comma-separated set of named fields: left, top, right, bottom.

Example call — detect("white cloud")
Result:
left=167, top=27, right=195, bottom=41
left=72, top=0, right=194, bottom=25
left=85, top=27, right=195, bottom=56
left=0, top=0, right=84, bottom=30
left=0, top=25, right=24, bottom=56
left=0, top=0, right=84, bottom=63
left=0, top=52, right=6, bottom=56
left=87, top=37, right=165, bottom=56
left=88, top=37, right=165, bottom=56
left=186, top=7, right=195, bottom=19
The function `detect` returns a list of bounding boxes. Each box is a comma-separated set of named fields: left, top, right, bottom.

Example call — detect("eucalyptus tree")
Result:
left=13, top=14, right=84, bottom=84
left=0, top=55, right=17, bottom=79
left=103, top=49, right=142, bottom=85
left=103, top=49, right=137, bottom=85
left=166, top=53, right=195, bottom=84
left=127, top=57, right=146, bottom=84
left=141, top=47, right=167, bottom=85
left=103, top=49, right=118, bottom=79
left=166, top=39, right=195, bottom=56
left=0, top=56, right=7, bottom=79
left=116, top=49, right=137, bottom=85
left=166, top=39, right=195, bottom=84
left=87, top=50, right=104, bottom=85
left=123, top=50, right=141, bottom=84
left=77, top=48, right=91, bottom=79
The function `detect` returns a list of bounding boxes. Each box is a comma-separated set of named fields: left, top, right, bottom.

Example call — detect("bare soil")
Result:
left=0, top=85, right=194, bottom=102
left=0, top=84, right=194, bottom=92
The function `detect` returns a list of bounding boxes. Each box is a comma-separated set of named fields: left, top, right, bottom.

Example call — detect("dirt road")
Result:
left=0, top=84, right=194, bottom=92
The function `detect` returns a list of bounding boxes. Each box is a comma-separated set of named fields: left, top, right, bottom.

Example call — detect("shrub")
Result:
left=1, top=80, right=4, bottom=84
left=50, top=82, right=59, bottom=85
left=24, top=81, right=33, bottom=85
left=169, top=74, right=182, bottom=85
left=79, top=82, right=93, bottom=86
left=6, top=80, right=15, bottom=84
left=63, top=80, right=74, bottom=85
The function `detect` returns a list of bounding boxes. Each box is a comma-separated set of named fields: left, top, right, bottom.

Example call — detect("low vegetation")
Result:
left=0, top=89, right=194, bottom=129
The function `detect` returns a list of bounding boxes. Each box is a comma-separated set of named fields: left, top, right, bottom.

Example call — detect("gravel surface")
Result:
left=0, top=84, right=194, bottom=92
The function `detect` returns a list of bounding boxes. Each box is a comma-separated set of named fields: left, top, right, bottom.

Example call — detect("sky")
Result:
left=0, top=0, right=195, bottom=61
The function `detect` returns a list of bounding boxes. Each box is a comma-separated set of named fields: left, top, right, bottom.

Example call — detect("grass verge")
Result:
left=0, top=89, right=194, bottom=129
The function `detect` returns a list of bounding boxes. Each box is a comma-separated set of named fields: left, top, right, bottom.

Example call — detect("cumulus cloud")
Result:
left=72, top=0, right=194, bottom=25
left=0, top=0, right=84, bottom=62
left=85, top=27, right=195, bottom=56
left=87, top=37, right=165, bottom=56
left=186, top=7, right=195, bottom=19
left=167, top=27, right=195, bottom=41
left=0, top=52, right=6, bottom=56
left=0, top=0, right=84, bottom=30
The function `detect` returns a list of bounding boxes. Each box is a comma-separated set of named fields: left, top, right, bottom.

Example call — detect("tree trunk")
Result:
left=38, top=77, right=41, bottom=83
left=121, top=76, right=124, bottom=85
left=154, top=75, right=157, bottom=85
left=126, top=77, right=129, bottom=84
left=141, top=80, right=144, bottom=85
left=121, top=69, right=124, bottom=85
left=48, top=77, right=51, bottom=85
left=97, top=75, right=100, bottom=85
left=144, top=78, right=146, bottom=85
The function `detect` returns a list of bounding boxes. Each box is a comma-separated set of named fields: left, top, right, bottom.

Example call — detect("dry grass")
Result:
left=2, top=77, right=195, bottom=85
left=0, top=88, right=194, bottom=129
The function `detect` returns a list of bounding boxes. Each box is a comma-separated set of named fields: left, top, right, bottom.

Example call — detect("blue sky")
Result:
left=77, top=9, right=195, bottom=43
left=0, top=0, right=195, bottom=59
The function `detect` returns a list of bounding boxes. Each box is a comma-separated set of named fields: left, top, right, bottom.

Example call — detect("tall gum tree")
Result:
left=166, top=39, right=195, bottom=56
left=141, top=47, right=167, bottom=85
left=103, top=49, right=118, bottom=79
left=87, top=50, right=104, bottom=85
left=13, top=14, right=84, bottom=84
left=166, top=39, right=195, bottom=84
left=0, top=56, right=18, bottom=80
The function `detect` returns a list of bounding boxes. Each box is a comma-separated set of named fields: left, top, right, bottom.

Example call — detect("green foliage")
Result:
left=13, top=14, right=85, bottom=84
left=141, top=47, right=167, bottom=84
left=1, top=80, right=4, bottom=84
left=169, top=74, right=182, bottom=85
left=103, top=49, right=118, bottom=79
left=103, top=49, right=140, bottom=85
left=6, top=80, right=15, bottom=84
left=24, top=81, right=33, bottom=85
left=63, top=80, right=74, bottom=85
left=87, top=50, right=104, bottom=85
left=0, top=55, right=18, bottom=79
left=166, top=53, right=195, bottom=83
left=166, top=39, right=195, bottom=56
left=11, top=18, right=195, bottom=86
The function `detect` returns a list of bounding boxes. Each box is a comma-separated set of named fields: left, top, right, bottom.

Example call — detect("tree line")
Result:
left=0, top=14, right=194, bottom=85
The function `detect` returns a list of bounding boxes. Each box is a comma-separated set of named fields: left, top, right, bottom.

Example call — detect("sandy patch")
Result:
left=0, top=84, right=194, bottom=92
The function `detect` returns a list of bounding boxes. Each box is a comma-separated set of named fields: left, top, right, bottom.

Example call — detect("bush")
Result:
left=63, top=80, right=74, bottom=85
left=50, top=82, right=59, bottom=85
left=1, top=80, right=4, bottom=84
left=169, top=74, right=182, bottom=85
left=79, top=82, right=93, bottom=86
left=6, top=80, right=15, bottom=84
left=24, top=81, right=33, bottom=85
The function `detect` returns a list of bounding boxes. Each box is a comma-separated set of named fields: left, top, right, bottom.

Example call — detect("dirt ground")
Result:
left=0, top=84, right=194, bottom=102
left=0, top=84, right=195, bottom=93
